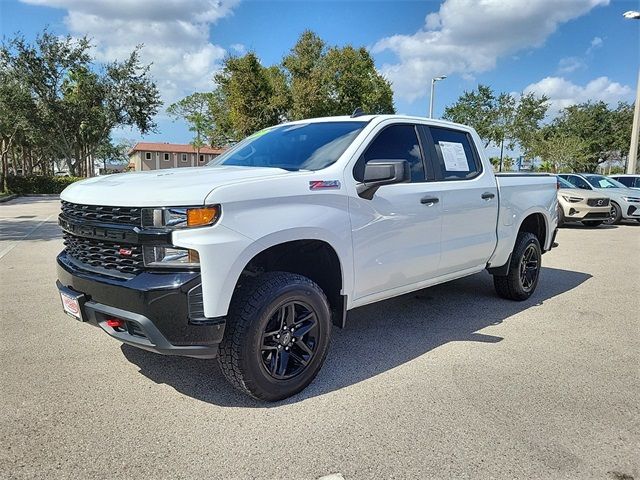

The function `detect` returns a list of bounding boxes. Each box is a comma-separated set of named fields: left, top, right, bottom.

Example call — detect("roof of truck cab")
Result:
left=280, top=114, right=471, bottom=130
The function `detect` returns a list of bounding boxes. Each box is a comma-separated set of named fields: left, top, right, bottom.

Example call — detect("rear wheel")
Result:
left=493, top=232, right=541, bottom=301
left=603, top=202, right=622, bottom=225
left=218, top=272, right=331, bottom=401
left=581, top=220, right=603, bottom=227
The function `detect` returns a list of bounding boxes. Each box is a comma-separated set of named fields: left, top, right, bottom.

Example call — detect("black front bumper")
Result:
left=56, top=252, right=225, bottom=358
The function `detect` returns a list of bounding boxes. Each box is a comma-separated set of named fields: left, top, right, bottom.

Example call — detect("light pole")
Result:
left=624, top=11, right=640, bottom=174
left=429, top=75, right=447, bottom=118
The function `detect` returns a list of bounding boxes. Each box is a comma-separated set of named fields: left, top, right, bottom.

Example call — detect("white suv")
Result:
left=558, top=173, right=640, bottom=224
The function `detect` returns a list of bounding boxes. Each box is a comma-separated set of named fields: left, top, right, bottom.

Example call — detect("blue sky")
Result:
left=1, top=0, right=639, bottom=145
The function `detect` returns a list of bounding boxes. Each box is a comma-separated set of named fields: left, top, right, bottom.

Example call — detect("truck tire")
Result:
left=581, top=220, right=603, bottom=227
left=493, top=232, right=541, bottom=301
left=557, top=205, right=565, bottom=227
left=218, top=271, right=332, bottom=401
left=604, top=202, right=622, bottom=225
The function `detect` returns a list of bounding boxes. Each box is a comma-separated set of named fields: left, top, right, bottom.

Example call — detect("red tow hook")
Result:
left=105, top=318, right=125, bottom=329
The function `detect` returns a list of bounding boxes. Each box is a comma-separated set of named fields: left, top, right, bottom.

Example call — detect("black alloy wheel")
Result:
left=493, top=232, right=542, bottom=301
left=218, top=271, right=332, bottom=401
left=519, top=244, right=540, bottom=293
left=261, top=300, right=319, bottom=380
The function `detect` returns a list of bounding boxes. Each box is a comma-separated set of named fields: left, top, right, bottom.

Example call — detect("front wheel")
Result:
left=493, top=232, right=542, bottom=301
left=603, top=202, right=622, bottom=225
left=218, top=272, right=332, bottom=401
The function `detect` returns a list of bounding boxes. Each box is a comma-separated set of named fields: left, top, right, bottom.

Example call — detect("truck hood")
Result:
left=60, top=166, right=292, bottom=207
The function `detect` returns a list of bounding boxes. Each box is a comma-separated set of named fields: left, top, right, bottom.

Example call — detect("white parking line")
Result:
left=0, top=214, right=53, bottom=260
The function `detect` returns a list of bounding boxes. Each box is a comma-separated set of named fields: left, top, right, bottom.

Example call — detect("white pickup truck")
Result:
left=56, top=114, right=558, bottom=400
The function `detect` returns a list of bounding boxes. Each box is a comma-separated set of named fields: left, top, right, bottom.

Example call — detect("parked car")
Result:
left=558, top=173, right=640, bottom=224
left=555, top=176, right=610, bottom=227
left=56, top=115, right=558, bottom=401
left=609, top=174, right=640, bottom=190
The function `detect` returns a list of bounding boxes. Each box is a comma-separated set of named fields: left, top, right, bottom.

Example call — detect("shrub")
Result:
left=6, top=175, right=83, bottom=195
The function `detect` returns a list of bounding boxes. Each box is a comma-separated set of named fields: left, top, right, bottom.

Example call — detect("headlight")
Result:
left=622, top=196, right=640, bottom=203
left=561, top=196, right=583, bottom=203
left=142, top=205, right=220, bottom=229
left=143, top=246, right=200, bottom=268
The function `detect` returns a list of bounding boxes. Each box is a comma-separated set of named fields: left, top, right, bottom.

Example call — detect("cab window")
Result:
left=429, top=127, right=481, bottom=180
left=354, top=124, right=426, bottom=183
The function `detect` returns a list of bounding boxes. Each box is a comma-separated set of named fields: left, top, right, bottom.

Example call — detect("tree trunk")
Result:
left=498, top=137, right=505, bottom=172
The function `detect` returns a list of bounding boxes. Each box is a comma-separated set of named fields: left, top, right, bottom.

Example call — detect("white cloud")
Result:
left=586, top=35, right=603, bottom=54
left=557, top=56, right=586, bottom=74
left=372, top=0, right=609, bottom=102
left=21, top=0, right=240, bottom=104
left=524, top=76, right=632, bottom=113
left=230, top=43, right=246, bottom=54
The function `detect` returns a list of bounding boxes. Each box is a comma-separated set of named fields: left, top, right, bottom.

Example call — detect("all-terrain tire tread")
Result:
left=217, top=271, right=329, bottom=400
left=493, top=232, right=539, bottom=301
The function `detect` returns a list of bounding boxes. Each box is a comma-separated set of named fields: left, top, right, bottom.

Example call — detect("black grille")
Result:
left=587, top=198, right=609, bottom=207
left=63, top=232, right=144, bottom=275
left=61, top=201, right=142, bottom=226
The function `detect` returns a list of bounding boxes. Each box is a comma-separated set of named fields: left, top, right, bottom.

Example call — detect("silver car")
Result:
left=558, top=173, right=640, bottom=224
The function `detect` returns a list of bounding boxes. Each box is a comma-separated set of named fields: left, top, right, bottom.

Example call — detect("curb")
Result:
left=0, top=193, right=60, bottom=203
left=23, top=194, right=61, bottom=198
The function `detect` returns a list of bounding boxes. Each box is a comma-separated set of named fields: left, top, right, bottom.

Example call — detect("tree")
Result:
left=167, top=92, right=215, bottom=153
left=214, top=52, right=283, bottom=139
left=531, top=125, right=586, bottom=173
left=443, top=85, right=497, bottom=147
left=174, top=31, right=395, bottom=144
left=444, top=85, right=548, bottom=170
left=1, top=32, right=161, bottom=177
left=282, top=31, right=329, bottom=120
left=549, top=101, right=633, bottom=172
left=322, top=45, right=394, bottom=115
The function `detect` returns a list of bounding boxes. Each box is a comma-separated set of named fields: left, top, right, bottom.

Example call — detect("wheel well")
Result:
left=519, top=213, right=546, bottom=249
left=239, top=240, right=345, bottom=327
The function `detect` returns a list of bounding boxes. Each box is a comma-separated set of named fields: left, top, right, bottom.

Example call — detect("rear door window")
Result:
left=428, top=127, right=481, bottom=180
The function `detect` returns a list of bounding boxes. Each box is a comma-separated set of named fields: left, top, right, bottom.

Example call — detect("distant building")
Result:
left=128, top=143, right=226, bottom=171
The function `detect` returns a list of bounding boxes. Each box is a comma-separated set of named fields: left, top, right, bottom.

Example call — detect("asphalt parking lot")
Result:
left=1, top=197, right=638, bottom=480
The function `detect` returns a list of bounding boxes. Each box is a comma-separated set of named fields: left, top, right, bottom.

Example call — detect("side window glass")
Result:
left=574, top=177, right=591, bottom=189
left=355, top=125, right=425, bottom=182
left=617, top=177, right=632, bottom=187
left=429, top=127, right=480, bottom=180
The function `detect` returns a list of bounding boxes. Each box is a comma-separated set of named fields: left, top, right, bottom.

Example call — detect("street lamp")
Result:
left=624, top=11, right=640, bottom=174
left=429, top=75, right=447, bottom=118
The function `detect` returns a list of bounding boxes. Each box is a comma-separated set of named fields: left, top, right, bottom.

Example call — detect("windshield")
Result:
left=556, top=176, right=575, bottom=189
left=209, top=121, right=366, bottom=171
left=584, top=175, right=626, bottom=189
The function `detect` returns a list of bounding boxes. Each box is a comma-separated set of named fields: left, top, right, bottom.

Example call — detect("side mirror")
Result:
left=357, top=159, right=410, bottom=200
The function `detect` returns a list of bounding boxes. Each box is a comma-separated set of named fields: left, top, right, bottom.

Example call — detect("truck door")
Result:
left=349, top=123, right=442, bottom=301
left=422, top=125, right=499, bottom=276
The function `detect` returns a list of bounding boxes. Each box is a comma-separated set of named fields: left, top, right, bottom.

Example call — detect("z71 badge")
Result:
left=309, top=180, right=341, bottom=190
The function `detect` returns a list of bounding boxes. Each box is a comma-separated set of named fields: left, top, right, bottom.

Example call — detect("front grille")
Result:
left=61, top=201, right=142, bottom=226
left=587, top=198, right=609, bottom=207
left=63, top=232, right=144, bottom=276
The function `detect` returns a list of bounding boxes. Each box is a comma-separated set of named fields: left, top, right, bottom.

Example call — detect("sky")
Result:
left=1, top=0, right=639, bottom=146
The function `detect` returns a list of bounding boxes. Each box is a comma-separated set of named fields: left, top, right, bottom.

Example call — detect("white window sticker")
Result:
left=439, top=141, right=469, bottom=172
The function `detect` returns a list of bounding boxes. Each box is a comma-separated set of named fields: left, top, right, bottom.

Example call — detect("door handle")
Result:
left=420, top=196, right=439, bottom=205
left=481, top=192, right=495, bottom=200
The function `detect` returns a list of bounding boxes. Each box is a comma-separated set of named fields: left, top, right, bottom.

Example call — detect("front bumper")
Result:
left=562, top=205, right=610, bottom=221
left=56, top=252, right=225, bottom=358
